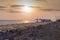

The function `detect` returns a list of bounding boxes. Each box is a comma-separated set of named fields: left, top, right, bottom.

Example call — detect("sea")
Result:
left=0, top=20, right=22, bottom=25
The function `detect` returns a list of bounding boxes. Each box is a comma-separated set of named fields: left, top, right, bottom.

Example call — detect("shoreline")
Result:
left=0, top=22, right=50, bottom=31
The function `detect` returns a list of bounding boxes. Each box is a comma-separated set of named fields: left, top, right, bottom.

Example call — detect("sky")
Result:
left=0, top=0, right=60, bottom=21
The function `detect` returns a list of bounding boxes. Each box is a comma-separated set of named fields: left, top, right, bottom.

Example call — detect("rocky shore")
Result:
left=0, top=20, right=60, bottom=40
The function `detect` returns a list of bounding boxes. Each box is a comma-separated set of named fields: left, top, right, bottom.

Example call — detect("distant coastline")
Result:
left=0, top=20, right=22, bottom=25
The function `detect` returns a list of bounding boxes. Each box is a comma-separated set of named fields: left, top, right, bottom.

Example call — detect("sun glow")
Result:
left=23, top=20, right=30, bottom=23
left=22, top=6, right=32, bottom=13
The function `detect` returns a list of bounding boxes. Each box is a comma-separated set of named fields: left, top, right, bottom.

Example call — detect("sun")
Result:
left=22, top=6, right=31, bottom=13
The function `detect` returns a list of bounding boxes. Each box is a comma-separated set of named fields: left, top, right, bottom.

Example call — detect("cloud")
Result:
left=0, top=0, right=60, bottom=20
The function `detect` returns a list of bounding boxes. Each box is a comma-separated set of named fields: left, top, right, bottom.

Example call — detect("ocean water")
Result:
left=0, top=20, right=22, bottom=25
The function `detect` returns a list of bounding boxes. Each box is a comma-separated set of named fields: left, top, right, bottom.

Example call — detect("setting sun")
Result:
left=22, top=6, right=32, bottom=13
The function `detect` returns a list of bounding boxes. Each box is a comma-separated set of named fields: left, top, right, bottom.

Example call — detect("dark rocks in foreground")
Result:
left=0, top=20, right=60, bottom=40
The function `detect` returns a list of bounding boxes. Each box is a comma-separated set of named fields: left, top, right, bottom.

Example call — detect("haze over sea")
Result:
left=0, top=20, right=22, bottom=25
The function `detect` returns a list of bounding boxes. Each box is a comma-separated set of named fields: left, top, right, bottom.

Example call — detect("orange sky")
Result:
left=0, top=0, right=60, bottom=21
